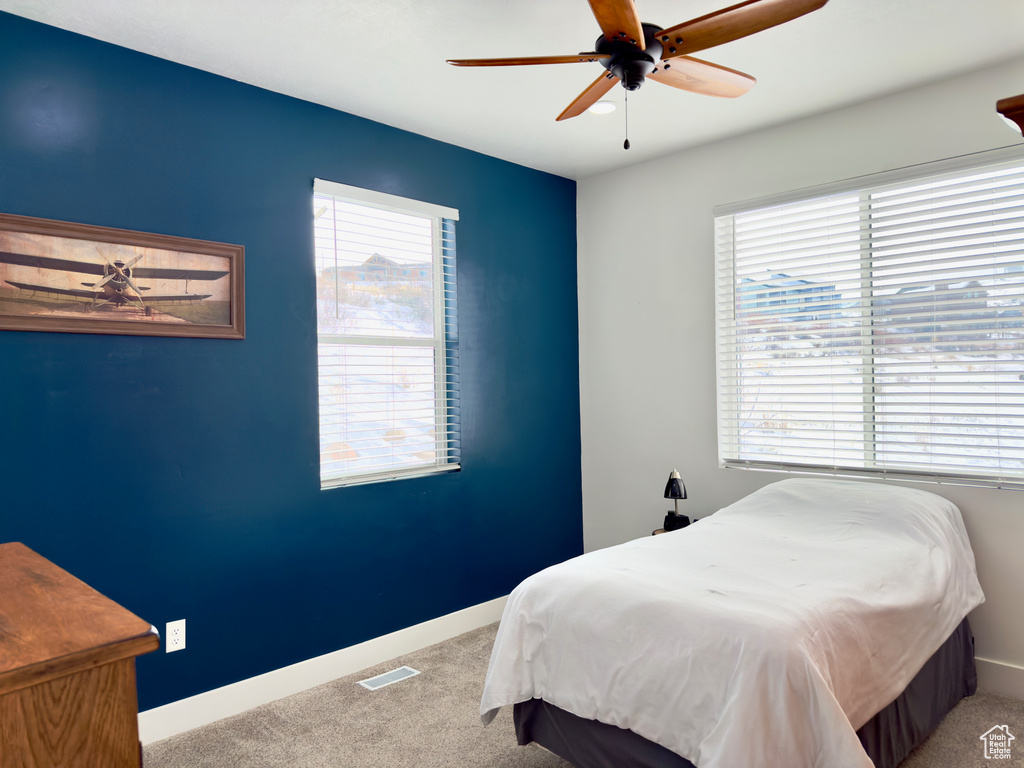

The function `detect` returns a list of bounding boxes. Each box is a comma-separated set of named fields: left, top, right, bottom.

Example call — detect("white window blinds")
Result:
left=313, top=179, right=460, bottom=488
left=715, top=147, right=1024, bottom=489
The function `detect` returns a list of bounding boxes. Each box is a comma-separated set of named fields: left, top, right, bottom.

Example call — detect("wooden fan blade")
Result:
left=557, top=72, right=620, bottom=121
left=587, top=0, right=646, bottom=48
left=657, top=0, right=828, bottom=58
left=649, top=56, right=755, bottom=98
left=448, top=53, right=609, bottom=67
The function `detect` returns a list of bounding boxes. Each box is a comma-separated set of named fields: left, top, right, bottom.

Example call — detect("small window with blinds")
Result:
left=715, top=147, right=1024, bottom=490
left=313, top=179, right=460, bottom=488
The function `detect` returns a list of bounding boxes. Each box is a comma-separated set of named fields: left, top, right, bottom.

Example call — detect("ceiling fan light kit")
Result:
left=447, top=0, right=829, bottom=147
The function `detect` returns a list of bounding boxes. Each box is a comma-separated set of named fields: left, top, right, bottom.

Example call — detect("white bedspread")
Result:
left=480, top=478, right=984, bottom=768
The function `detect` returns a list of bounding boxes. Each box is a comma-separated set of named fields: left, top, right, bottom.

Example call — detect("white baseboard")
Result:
left=138, top=595, right=508, bottom=745
left=976, top=656, right=1024, bottom=701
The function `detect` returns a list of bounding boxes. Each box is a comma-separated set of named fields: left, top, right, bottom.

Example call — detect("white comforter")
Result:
left=480, top=478, right=984, bottom=768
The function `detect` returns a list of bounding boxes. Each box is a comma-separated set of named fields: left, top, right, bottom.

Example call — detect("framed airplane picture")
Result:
left=0, top=213, right=244, bottom=339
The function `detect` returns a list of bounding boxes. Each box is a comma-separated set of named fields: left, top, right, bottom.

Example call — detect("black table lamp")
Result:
left=663, top=469, right=689, bottom=531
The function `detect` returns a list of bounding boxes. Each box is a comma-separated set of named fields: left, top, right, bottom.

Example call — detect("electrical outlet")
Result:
left=166, top=619, right=186, bottom=653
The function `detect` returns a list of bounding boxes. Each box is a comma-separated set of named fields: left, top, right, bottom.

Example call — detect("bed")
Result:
left=480, top=478, right=985, bottom=768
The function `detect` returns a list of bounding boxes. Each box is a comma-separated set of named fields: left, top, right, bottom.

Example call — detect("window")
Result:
left=313, top=179, right=460, bottom=488
left=715, top=147, right=1024, bottom=489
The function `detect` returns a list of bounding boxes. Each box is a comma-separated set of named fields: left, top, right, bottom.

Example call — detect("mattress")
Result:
left=513, top=616, right=977, bottom=768
left=481, top=478, right=985, bottom=768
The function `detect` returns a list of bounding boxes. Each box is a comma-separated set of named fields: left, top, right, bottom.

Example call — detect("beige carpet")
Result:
left=144, top=624, right=1024, bottom=768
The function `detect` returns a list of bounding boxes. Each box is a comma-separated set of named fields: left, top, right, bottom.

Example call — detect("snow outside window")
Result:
left=313, top=179, right=460, bottom=488
left=715, top=147, right=1024, bottom=490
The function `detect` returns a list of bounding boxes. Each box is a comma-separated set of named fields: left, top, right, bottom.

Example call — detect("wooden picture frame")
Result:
left=0, top=212, right=244, bottom=339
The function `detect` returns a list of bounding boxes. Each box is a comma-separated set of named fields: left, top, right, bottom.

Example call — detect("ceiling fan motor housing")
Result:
left=595, top=22, right=664, bottom=90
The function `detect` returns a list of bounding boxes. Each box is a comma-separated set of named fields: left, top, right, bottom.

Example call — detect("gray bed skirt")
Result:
left=513, top=617, right=976, bottom=768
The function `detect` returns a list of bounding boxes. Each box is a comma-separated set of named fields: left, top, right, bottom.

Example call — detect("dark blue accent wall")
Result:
left=0, top=12, right=582, bottom=710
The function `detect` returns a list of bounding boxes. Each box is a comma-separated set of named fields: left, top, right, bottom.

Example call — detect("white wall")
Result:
left=578, top=55, right=1024, bottom=691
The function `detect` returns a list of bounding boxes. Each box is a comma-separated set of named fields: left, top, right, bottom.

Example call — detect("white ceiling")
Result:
left=2, top=0, right=1023, bottom=179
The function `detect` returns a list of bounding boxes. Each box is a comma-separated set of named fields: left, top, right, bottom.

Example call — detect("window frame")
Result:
left=714, top=146, right=1024, bottom=490
left=313, top=178, right=460, bottom=489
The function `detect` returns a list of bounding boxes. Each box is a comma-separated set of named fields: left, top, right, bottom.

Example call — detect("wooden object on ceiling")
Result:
left=656, top=0, right=828, bottom=60
left=997, top=93, right=1024, bottom=135
left=558, top=72, right=620, bottom=121
left=447, top=0, right=828, bottom=121
left=0, top=542, right=159, bottom=768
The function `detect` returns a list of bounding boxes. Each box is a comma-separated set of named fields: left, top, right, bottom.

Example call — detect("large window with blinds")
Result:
left=715, top=147, right=1024, bottom=489
left=313, top=179, right=460, bottom=488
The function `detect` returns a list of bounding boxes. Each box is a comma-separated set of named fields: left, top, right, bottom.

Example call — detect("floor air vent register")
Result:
left=358, top=666, right=421, bottom=691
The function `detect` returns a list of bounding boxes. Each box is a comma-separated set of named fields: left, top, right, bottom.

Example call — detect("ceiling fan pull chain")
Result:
left=623, top=75, right=630, bottom=150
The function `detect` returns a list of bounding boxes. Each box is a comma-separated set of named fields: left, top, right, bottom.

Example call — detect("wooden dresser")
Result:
left=0, top=542, right=159, bottom=768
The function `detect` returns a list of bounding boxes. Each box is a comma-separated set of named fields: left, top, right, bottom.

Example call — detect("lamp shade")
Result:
left=664, top=469, right=687, bottom=500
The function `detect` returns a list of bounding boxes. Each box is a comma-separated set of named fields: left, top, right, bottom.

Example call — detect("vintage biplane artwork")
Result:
left=0, top=213, right=244, bottom=338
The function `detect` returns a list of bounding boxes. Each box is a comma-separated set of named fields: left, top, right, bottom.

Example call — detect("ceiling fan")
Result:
left=448, top=0, right=828, bottom=144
